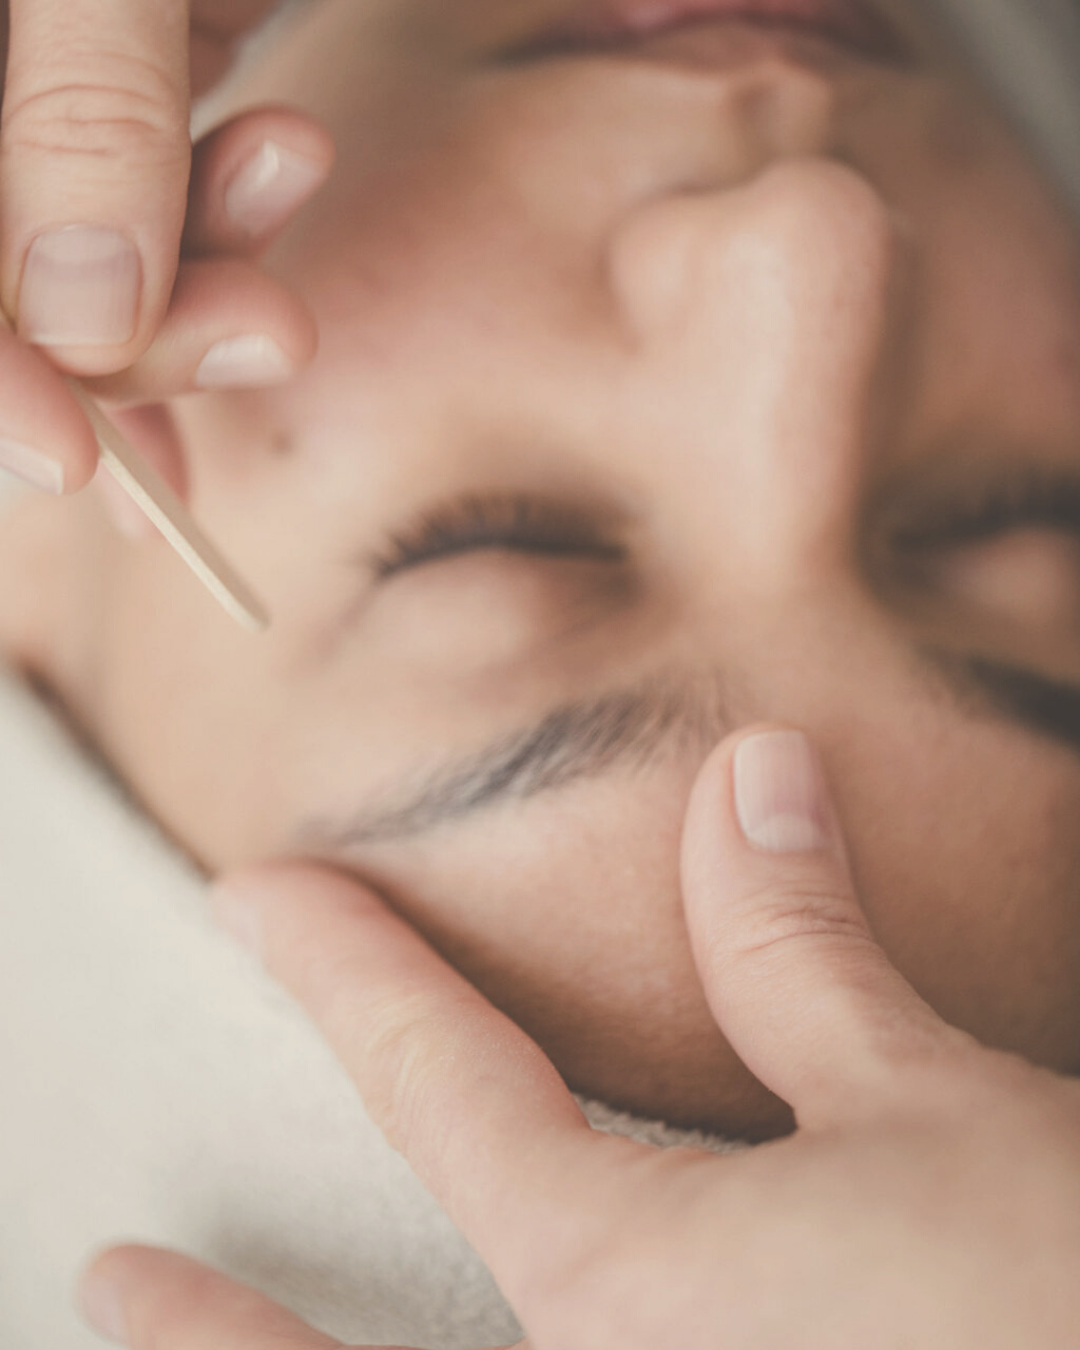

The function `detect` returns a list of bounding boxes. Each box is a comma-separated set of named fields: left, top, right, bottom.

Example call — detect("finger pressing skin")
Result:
left=681, top=726, right=974, bottom=1127
left=185, top=107, right=335, bottom=256
left=208, top=867, right=608, bottom=1310
left=0, top=323, right=99, bottom=491
left=79, top=1245, right=343, bottom=1350
left=1, top=0, right=191, bottom=376
left=84, top=256, right=318, bottom=405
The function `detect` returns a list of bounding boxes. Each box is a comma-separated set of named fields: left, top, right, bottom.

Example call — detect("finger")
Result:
left=80, top=1246, right=528, bottom=1350
left=79, top=1245, right=344, bottom=1350
left=1, top=0, right=191, bottom=376
left=681, top=726, right=974, bottom=1126
left=0, top=324, right=99, bottom=491
left=185, top=106, right=334, bottom=255
left=84, top=256, right=317, bottom=404
left=209, top=867, right=609, bottom=1307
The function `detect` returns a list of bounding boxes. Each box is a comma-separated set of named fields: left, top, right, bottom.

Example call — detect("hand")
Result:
left=0, top=2, right=332, bottom=496
left=78, top=728, right=1080, bottom=1349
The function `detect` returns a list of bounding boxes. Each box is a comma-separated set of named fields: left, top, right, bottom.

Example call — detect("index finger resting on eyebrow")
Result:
left=1, top=0, right=192, bottom=376
left=211, top=866, right=607, bottom=1302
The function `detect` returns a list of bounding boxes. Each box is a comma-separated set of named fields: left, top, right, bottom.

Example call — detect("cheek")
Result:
left=359, top=776, right=695, bottom=1009
left=837, top=723, right=1080, bottom=1074
left=350, top=769, right=792, bottom=1135
left=93, top=542, right=303, bottom=869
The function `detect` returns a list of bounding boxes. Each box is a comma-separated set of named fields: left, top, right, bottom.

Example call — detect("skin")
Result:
left=0, top=1, right=320, bottom=494
left=4, top=0, right=1080, bottom=1144
left=79, top=733, right=1080, bottom=1348
left=0, top=0, right=282, bottom=377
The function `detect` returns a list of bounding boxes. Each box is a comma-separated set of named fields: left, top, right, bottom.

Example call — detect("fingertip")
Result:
left=187, top=107, right=336, bottom=255
left=682, top=724, right=962, bottom=1121
left=222, top=131, right=333, bottom=242
left=0, top=437, right=66, bottom=495
left=193, top=333, right=294, bottom=389
left=0, top=339, right=100, bottom=494
left=77, top=1243, right=155, bottom=1346
left=681, top=723, right=863, bottom=993
left=79, top=1277, right=128, bottom=1345
left=12, top=216, right=186, bottom=379
left=85, top=257, right=319, bottom=405
left=732, top=728, right=839, bottom=856
left=17, top=226, right=143, bottom=356
left=683, top=724, right=846, bottom=882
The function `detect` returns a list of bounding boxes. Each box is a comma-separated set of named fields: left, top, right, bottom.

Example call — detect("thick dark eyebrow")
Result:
left=298, top=678, right=729, bottom=849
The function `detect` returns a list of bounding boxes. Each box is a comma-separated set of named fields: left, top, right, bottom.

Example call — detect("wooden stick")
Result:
left=64, top=381, right=270, bottom=633
left=0, top=304, right=270, bottom=631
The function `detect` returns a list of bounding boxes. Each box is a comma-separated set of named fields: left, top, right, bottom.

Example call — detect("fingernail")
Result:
left=734, top=730, right=833, bottom=855
left=79, top=1275, right=128, bottom=1344
left=20, top=227, right=141, bottom=347
left=208, top=883, right=263, bottom=959
left=225, top=140, right=328, bottom=237
left=0, top=437, right=63, bottom=493
left=195, top=334, right=295, bottom=390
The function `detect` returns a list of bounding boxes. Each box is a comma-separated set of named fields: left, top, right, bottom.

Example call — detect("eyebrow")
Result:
left=299, top=677, right=729, bottom=849
left=299, top=652, right=1080, bottom=853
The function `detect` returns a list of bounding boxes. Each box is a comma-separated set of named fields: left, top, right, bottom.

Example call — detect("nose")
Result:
left=609, top=158, right=903, bottom=588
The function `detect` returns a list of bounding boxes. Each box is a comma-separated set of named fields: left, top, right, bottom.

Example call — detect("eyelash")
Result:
left=372, top=469, right=1080, bottom=581
left=371, top=494, right=627, bottom=579
left=887, top=468, right=1080, bottom=552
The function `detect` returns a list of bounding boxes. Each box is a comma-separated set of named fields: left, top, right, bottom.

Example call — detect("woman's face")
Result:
left=45, top=0, right=1080, bottom=1135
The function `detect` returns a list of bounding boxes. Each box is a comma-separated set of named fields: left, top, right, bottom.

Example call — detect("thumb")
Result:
left=1, top=0, right=192, bottom=375
left=681, top=726, right=971, bottom=1126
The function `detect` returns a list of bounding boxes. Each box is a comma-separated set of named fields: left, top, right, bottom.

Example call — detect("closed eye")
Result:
left=881, top=464, right=1080, bottom=554
left=369, top=493, right=627, bottom=579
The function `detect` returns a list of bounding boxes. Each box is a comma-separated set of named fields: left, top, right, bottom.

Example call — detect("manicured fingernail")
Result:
left=79, top=1275, right=128, bottom=1344
left=195, top=335, right=295, bottom=389
left=225, top=140, right=328, bottom=237
left=20, top=227, right=141, bottom=347
left=0, top=437, right=63, bottom=493
left=208, top=883, right=263, bottom=959
left=734, top=730, right=832, bottom=855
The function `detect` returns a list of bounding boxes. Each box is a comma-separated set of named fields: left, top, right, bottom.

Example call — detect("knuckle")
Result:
left=354, top=987, right=459, bottom=1154
left=721, top=879, right=872, bottom=964
left=3, top=54, right=187, bottom=166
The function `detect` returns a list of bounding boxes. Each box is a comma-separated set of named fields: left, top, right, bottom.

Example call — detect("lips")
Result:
left=528, top=0, right=902, bottom=62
